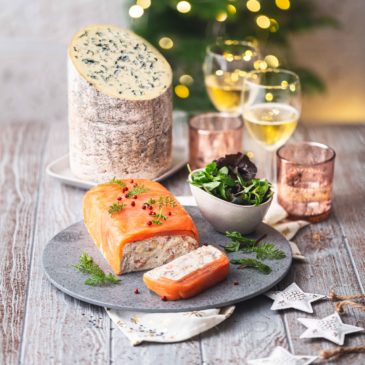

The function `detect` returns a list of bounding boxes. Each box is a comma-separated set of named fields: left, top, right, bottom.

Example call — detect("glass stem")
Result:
left=264, top=149, right=277, bottom=187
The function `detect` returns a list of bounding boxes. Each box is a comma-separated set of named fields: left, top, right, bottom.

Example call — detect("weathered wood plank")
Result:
left=278, top=125, right=365, bottom=364
left=200, top=299, right=289, bottom=364
left=19, top=123, right=110, bottom=365
left=0, top=123, right=48, bottom=365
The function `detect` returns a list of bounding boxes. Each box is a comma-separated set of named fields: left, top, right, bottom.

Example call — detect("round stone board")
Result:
left=43, top=206, right=292, bottom=312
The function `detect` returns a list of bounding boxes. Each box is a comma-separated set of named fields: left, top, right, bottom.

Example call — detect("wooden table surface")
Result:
left=1, top=122, right=365, bottom=365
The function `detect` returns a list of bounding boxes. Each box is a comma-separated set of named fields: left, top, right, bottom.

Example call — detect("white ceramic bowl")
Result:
left=189, top=170, right=272, bottom=234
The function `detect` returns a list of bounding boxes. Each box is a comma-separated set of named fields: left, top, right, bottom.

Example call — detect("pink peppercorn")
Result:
left=147, top=221, right=152, bottom=226
left=133, top=195, right=138, bottom=199
left=131, top=201, right=136, bottom=207
left=117, top=197, right=122, bottom=201
left=161, top=296, right=167, bottom=301
left=134, top=288, right=139, bottom=294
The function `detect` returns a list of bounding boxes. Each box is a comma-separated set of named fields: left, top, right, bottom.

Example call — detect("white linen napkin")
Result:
left=106, top=196, right=309, bottom=345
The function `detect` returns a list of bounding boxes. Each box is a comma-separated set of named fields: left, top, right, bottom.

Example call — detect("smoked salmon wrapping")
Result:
left=143, top=245, right=230, bottom=300
left=83, top=179, right=200, bottom=275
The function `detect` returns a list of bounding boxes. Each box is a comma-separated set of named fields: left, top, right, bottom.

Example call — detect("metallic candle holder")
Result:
left=277, top=141, right=336, bottom=222
left=188, top=113, right=243, bottom=169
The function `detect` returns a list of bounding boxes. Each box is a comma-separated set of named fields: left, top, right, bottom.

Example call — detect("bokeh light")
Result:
left=179, top=74, right=194, bottom=85
left=227, top=4, right=237, bottom=14
left=246, top=0, right=261, bottom=12
left=129, top=5, right=144, bottom=18
left=269, top=19, right=279, bottom=32
left=275, top=0, right=290, bottom=10
left=216, top=11, right=228, bottom=22
left=176, top=1, right=191, bottom=13
left=264, top=55, right=280, bottom=68
left=159, top=37, right=174, bottom=49
left=175, top=84, right=190, bottom=98
left=256, top=15, right=271, bottom=29
left=265, top=92, right=273, bottom=102
left=136, top=0, right=151, bottom=9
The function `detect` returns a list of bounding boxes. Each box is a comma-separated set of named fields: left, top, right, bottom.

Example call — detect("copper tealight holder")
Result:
left=277, top=141, right=336, bottom=222
left=188, top=113, right=243, bottom=169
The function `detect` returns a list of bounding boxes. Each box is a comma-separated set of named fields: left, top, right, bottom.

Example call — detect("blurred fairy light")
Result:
left=129, top=4, right=144, bottom=18
left=179, top=74, right=194, bottom=85
left=215, top=70, right=224, bottom=76
left=269, top=18, right=279, bottom=32
left=265, top=92, right=273, bottom=102
left=175, top=84, right=190, bottom=98
left=281, top=80, right=289, bottom=89
left=216, top=11, right=228, bottom=22
left=246, top=0, right=261, bottom=12
left=275, top=0, right=291, bottom=10
left=159, top=37, right=174, bottom=49
left=176, top=1, right=191, bottom=13
left=264, top=55, right=279, bottom=68
left=243, top=50, right=253, bottom=61
left=227, top=4, right=237, bottom=14
left=136, top=0, right=151, bottom=9
left=289, top=84, right=296, bottom=92
left=246, top=151, right=254, bottom=159
left=256, top=15, right=270, bottom=29
left=254, top=60, right=268, bottom=70
left=224, top=52, right=234, bottom=62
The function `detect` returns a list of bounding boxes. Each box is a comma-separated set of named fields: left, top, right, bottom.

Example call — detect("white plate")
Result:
left=46, top=146, right=187, bottom=190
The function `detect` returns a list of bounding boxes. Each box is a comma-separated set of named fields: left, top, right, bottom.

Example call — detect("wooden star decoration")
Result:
left=266, top=283, right=325, bottom=313
left=247, top=346, right=317, bottom=365
left=298, top=312, right=364, bottom=345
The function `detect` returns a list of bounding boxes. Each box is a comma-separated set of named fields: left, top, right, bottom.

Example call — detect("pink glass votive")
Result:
left=277, top=141, right=336, bottom=222
left=189, top=113, right=243, bottom=169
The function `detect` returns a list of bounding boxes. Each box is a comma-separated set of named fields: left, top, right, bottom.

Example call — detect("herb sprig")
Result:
left=230, top=258, right=272, bottom=275
left=127, top=184, right=149, bottom=198
left=108, top=202, right=127, bottom=215
left=224, top=231, right=286, bottom=274
left=108, top=177, right=126, bottom=188
left=152, top=209, right=167, bottom=225
left=189, top=153, right=273, bottom=206
left=74, top=252, right=120, bottom=286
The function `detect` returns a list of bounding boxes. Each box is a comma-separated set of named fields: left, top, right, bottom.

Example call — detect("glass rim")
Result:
left=206, top=39, right=259, bottom=58
left=277, top=141, right=336, bottom=166
left=244, top=68, right=300, bottom=90
left=189, top=112, right=243, bottom=133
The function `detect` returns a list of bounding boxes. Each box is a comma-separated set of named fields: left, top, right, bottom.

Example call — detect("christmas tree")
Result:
left=127, top=0, right=338, bottom=111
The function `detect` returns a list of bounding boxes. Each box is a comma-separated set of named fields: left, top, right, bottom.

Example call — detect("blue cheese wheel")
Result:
left=68, top=24, right=173, bottom=182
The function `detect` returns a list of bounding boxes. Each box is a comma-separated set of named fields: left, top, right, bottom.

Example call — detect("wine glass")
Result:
left=242, top=69, right=301, bottom=183
left=203, top=39, right=259, bottom=115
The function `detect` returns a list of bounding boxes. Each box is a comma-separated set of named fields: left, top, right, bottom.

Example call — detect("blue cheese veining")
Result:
left=67, top=24, right=173, bottom=182
left=69, top=24, right=172, bottom=100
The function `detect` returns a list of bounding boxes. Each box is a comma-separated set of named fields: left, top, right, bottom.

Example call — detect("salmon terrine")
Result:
left=143, top=245, right=229, bottom=300
left=83, top=179, right=200, bottom=274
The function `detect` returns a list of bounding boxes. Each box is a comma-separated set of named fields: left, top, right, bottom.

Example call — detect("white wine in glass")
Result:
left=204, top=40, right=259, bottom=115
left=242, top=69, right=301, bottom=182
left=244, top=102, right=299, bottom=150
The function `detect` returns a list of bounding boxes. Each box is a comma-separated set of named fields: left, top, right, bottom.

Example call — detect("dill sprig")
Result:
left=73, top=252, right=120, bottom=286
left=223, top=231, right=286, bottom=260
left=127, top=184, right=149, bottom=197
left=230, top=258, right=272, bottom=275
left=108, top=177, right=126, bottom=188
left=157, top=196, right=177, bottom=208
left=152, top=208, right=167, bottom=225
left=108, top=202, right=127, bottom=215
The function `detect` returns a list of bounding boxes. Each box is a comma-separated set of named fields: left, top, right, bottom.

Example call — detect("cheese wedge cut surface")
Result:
left=83, top=179, right=200, bottom=275
left=69, top=24, right=172, bottom=100
left=143, top=245, right=229, bottom=300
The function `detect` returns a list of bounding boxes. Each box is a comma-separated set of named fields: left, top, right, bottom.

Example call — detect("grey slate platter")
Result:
left=42, top=206, right=292, bottom=312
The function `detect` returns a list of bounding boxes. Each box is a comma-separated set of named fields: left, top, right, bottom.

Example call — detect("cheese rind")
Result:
left=68, top=24, right=173, bottom=182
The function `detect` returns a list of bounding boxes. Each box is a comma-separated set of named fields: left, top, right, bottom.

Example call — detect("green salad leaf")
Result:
left=189, top=153, right=273, bottom=206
